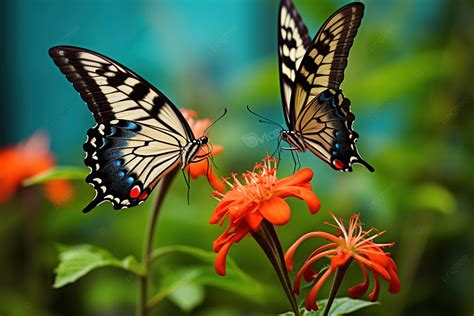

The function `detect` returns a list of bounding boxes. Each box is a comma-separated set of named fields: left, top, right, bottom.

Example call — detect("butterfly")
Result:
left=277, top=0, right=374, bottom=172
left=49, top=46, right=211, bottom=213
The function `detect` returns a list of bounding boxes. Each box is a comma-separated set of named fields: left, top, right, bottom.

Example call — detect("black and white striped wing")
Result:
left=290, top=3, right=373, bottom=172
left=296, top=90, right=374, bottom=172
left=290, top=2, right=364, bottom=124
left=83, top=120, right=182, bottom=212
left=278, top=0, right=311, bottom=125
left=49, top=46, right=195, bottom=212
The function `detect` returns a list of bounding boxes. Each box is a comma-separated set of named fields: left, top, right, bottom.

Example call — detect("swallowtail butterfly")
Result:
left=49, top=46, right=210, bottom=212
left=278, top=0, right=374, bottom=172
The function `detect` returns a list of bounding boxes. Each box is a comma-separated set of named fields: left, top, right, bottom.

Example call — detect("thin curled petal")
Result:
left=368, top=271, right=380, bottom=301
left=305, top=267, right=335, bottom=311
left=387, top=263, right=401, bottom=294
left=293, top=249, right=337, bottom=294
left=285, top=232, right=339, bottom=270
left=353, top=254, right=391, bottom=281
left=214, top=241, right=232, bottom=276
left=348, top=261, right=370, bottom=299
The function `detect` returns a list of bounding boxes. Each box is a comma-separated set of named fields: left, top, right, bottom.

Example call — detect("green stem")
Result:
left=138, top=168, right=178, bottom=316
left=251, top=221, right=300, bottom=316
left=323, top=260, right=352, bottom=316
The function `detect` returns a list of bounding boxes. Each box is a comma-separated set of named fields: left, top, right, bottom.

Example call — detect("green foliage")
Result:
left=22, top=166, right=88, bottom=186
left=350, top=50, right=453, bottom=104
left=2, top=0, right=473, bottom=315
left=53, top=244, right=144, bottom=288
left=280, top=297, right=378, bottom=316
left=149, top=245, right=267, bottom=311
left=168, top=283, right=205, bottom=312
left=410, top=182, right=456, bottom=214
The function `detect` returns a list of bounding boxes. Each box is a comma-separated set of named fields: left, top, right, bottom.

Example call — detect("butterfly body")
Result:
left=49, top=46, right=210, bottom=212
left=278, top=0, right=374, bottom=172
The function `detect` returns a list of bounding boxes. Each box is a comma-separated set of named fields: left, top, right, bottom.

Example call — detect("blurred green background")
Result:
left=1, top=0, right=473, bottom=315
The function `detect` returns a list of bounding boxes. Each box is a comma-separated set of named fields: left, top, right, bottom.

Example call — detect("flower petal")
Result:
left=207, top=168, right=226, bottom=194
left=214, top=241, right=232, bottom=276
left=258, top=197, right=291, bottom=226
left=305, top=267, right=335, bottom=311
left=387, top=261, right=401, bottom=294
left=188, top=160, right=208, bottom=178
left=330, top=248, right=352, bottom=268
left=245, top=210, right=263, bottom=231
left=275, top=186, right=320, bottom=214
left=276, top=168, right=313, bottom=187
left=348, top=261, right=370, bottom=299
left=368, top=271, right=380, bottom=301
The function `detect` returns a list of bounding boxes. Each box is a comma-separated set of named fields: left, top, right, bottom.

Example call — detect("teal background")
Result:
left=1, top=0, right=473, bottom=315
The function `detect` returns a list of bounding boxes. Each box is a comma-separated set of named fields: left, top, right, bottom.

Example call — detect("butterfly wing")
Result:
left=83, top=120, right=182, bottom=212
left=278, top=0, right=311, bottom=125
left=49, top=46, right=196, bottom=211
left=49, top=46, right=194, bottom=139
left=298, top=90, right=374, bottom=172
left=289, top=3, right=373, bottom=171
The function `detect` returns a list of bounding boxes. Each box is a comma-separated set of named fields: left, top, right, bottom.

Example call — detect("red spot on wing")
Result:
left=130, top=185, right=141, bottom=199
left=138, top=191, right=148, bottom=200
left=333, top=159, right=345, bottom=170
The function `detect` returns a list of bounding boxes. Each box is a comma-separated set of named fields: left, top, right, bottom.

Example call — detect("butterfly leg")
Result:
left=295, top=151, right=302, bottom=170
left=181, top=168, right=191, bottom=204
left=290, top=150, right=298, bottom=173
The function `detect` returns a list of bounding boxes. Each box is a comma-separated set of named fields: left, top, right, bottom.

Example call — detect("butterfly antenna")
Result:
left=246, top=105, right=284, bottom=129
left=203, top=108, right=228, bottom=134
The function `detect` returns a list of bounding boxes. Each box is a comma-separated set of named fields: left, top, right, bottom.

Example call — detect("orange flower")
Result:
left=181, top=108, right=225, bottom=193
left=0, top=132, right=74, bottom=206
left=211, top=157, right=320, bottom=275
left=285, top=212, right=400, bottom=311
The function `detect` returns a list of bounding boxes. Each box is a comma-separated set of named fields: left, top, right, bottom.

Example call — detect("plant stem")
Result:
left=323, top=260, right=352, bottom=316
left=138, top=168, right=178, bottom=316
left=251, top=221, right=300, bottom=316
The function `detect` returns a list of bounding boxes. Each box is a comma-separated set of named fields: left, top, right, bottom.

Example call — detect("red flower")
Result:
left=181, top=108, right=225, bottom=193
left=211, top=157, right=320, bottom=275
left=285, top=212, right=400, bottom=311
left=0, top=132, right=74, bottom=206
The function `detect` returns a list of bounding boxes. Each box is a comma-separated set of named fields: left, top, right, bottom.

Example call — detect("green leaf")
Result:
left=168, top=283, right=205, bottom=312
left=53, top=244, right=144, bottom=288
left=152, top=245, right=253, bottom=278
left=148, top=245, right=269, bottom=310
left=280, top=297, right=378, bottom=316
left=410, top=182, right=456, bottom=214
left=22, top=166, right=88, bottom=186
